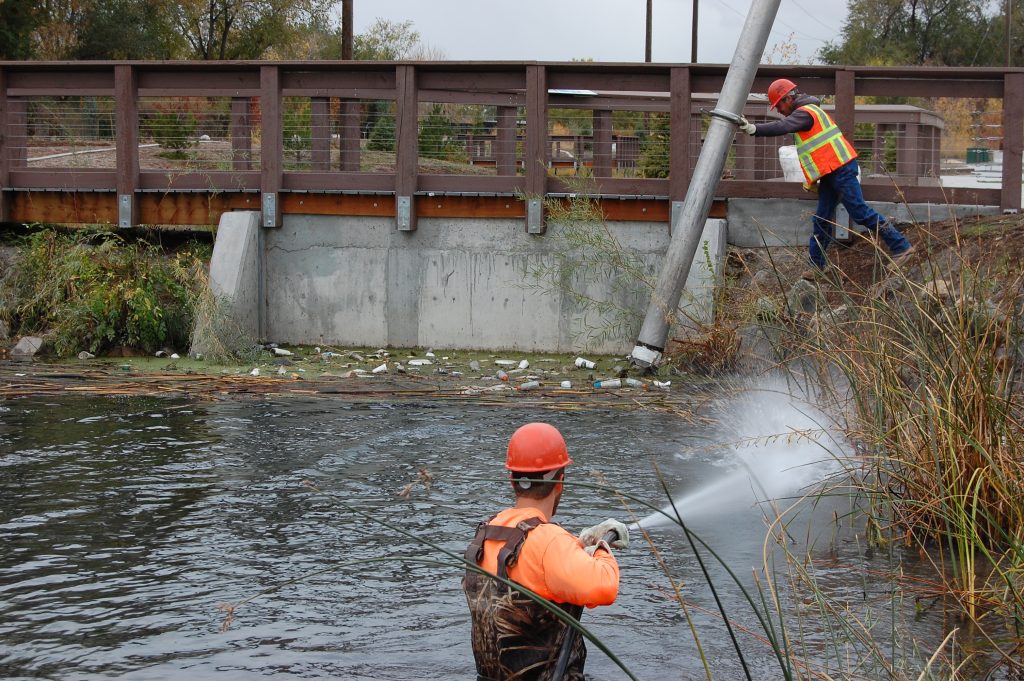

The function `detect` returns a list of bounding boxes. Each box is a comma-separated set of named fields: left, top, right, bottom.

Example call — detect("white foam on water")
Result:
left=634, top=378, right=847, bottom=529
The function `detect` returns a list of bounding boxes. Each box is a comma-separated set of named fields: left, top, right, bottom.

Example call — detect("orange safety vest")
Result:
left=793, top=104, right=857, bottom=183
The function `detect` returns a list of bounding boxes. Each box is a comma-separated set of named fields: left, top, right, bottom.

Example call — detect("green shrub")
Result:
left=0, top=228, right=209, bottom=356
left=144, top=110, right=198, bottom=159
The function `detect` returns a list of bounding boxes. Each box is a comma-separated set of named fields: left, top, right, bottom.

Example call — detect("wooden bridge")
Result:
left=0, top=61, right=1021, bottom=232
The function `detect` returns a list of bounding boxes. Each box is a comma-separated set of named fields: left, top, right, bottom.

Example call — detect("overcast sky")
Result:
left=350, top=0, right=848, bottom=65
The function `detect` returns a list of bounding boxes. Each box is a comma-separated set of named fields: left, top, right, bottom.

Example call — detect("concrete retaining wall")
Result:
left=727, top=198, right=999, bottom=247
left=259, top=214, right=726, bottom=354
left=206, top=196, right=997, bottom=354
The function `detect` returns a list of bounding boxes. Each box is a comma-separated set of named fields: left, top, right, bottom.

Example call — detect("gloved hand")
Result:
left=802, top=180, right=819, bottom=193
left=738, top=116, right=757, bottom=135
left=579, top=518, right=630, bottom=550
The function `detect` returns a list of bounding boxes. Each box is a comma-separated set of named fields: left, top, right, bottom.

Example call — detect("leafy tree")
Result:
left=29, top=0, right=91, bottom=59
left=73, top=0, right=182, bottom=59
left=818, top=0, right=996, bottom=66
left=165, top=0, right=339, bottom=60
left=0, top=0, right=38, bottom=59
left=353, top=18, right=420, bottom=60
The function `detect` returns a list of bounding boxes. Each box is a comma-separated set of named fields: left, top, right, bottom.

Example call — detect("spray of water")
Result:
left=633, top=377, right=846, bottom=530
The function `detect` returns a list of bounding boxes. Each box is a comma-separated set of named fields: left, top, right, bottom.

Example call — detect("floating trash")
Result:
left=574, top=357, right=596, bottom=369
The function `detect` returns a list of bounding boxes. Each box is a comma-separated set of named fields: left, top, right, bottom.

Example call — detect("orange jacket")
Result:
left=477, top=507, right=620, bottom=608
left=794, top=103, right=858, bottom=183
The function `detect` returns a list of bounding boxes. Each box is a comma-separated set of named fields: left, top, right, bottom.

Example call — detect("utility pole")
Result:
left=691, top=0, right=699, bottom=62
left=629, top=0, right=783, bottom=368
left=342, top=0, right=353, bottom=60
left=646, top=0, right=653, bottom=62
left=1007, top=0, right=1013, bottom=67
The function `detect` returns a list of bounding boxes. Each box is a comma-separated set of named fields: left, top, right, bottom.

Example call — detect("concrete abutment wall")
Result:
left=205, top=197, right=998, bottom=354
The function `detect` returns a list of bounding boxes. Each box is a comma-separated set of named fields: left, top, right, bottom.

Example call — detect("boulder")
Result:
left=11, top=335, right=44, bottom=359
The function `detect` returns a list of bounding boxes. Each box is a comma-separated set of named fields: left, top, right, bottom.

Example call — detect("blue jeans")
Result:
left=809, top=159, right=911, bottom=269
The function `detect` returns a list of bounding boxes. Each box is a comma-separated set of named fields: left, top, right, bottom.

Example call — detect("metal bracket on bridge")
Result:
left=118, top=194, right=133, bottom=229
left=526, top=198, right=544, bottom=234
left=262, top=193, right=277, bottom=228
left=396, top=196, right=413, bottom=231
left=670, top=200, right=685, bottom=235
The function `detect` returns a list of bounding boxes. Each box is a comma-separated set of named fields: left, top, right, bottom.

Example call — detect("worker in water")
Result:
left=463, top=422, right=628, bottom=680
left=738, top=78, right=915, bottom=277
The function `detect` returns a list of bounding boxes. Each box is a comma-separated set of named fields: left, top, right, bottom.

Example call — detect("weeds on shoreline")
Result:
left=0, top=226, right=209, bottom=356
left=738, top=214, right=1024, bottom=674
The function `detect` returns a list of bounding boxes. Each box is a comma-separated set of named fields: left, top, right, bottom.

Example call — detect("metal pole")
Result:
left=629, top=0, right=784, bottom=368
left=691, top=0, right=699, bottom=63
left=646, top=0, right=653, bottom=62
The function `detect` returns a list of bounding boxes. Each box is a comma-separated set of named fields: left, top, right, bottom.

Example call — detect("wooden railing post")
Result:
left=394, top=64, right=418, bottom=231
left=311, top=97, right=331, bottom=170
left=669, top=66, right=692, bottom=234
left=1002, top=72, right=1023, bottom=213
left=230, top=98, right=252, bottom=170
left=340, top=99, right=361, bottom=171
left=0, top=67, right=8, bottom=223
left=834, top=69, right=856, bottom=139
left=261, top=65, right=282, bottom=228
left=495, top=105, right=517, bottom=176
left=115, top=65, right=139, bottom=228
left=524, top=64, right=547, bottom=233
left=592, top=109, right=613, bottom=178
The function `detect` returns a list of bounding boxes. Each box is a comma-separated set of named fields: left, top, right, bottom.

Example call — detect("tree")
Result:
left=818, top=0, right=996, bottom=66
left=28, top=0, right=92, bottom=59
left=352, top=18, right=420, bottom=60
left=0, top=0, right=39, bottom=59
left=165, top=0, right=339, bottom=60
left=73, top=1, right=182, bottom=59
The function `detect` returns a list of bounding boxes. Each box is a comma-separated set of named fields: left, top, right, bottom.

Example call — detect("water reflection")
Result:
left=0, top=391, right=961, bottom=679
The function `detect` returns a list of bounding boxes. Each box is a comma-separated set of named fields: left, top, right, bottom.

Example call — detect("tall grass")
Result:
left=0, top=226, right=210, bottom=356
left=761, top=217, right=1024, bottom=644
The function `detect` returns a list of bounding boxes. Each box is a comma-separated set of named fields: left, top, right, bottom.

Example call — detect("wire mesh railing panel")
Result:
left=20, top=96, right=116, bottom=169
left=138, top=96, right=253, bottom=172
left=281, top=97, right=398, bottom=174
left=542, top=109, right=674, bottom=179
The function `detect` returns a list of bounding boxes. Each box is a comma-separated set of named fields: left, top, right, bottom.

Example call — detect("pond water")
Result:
left=0, top=377, right=965, bottom=679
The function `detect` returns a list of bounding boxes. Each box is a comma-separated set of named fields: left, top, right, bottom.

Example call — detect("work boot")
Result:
left=890, top=245, right=916, bottom=267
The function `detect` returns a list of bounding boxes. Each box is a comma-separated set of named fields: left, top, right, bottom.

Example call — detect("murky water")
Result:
left=0, top=381, right=963, bottom=679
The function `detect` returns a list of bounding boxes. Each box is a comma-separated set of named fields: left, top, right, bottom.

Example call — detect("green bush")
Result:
left=367, top=115, right=396, bottom=152
left=0, top=228, right=209, bottom=356
left=144, top=110, right=198, bottom=159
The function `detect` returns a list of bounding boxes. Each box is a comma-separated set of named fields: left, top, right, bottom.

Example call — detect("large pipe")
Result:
left=629, top=0, right=784, bottom=368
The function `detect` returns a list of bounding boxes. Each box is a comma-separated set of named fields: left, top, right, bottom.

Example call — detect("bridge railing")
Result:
left=0, top=61, right=1021, bottom=229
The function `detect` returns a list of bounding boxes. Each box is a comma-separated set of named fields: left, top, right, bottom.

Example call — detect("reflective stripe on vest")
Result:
left=794, top=104, right=857, bottom=183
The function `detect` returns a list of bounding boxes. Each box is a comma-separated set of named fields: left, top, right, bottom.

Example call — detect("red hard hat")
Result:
left=506, top=422, right=572, bottom=472
left=767, top=78, right=797, bottom=109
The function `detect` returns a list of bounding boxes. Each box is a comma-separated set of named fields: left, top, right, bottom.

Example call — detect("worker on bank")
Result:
left=738, top=78, right=915, bottom=277
left=463, top=421, right=628, bottom=680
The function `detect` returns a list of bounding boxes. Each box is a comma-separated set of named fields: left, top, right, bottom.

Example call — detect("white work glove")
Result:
left=738, top=116, right=757, bottom=135
left=579, top=518, right=630, bottom=551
